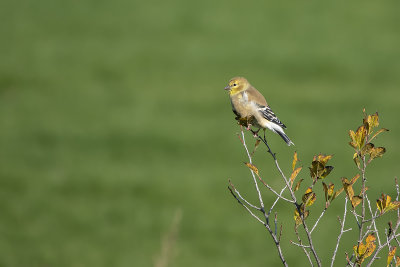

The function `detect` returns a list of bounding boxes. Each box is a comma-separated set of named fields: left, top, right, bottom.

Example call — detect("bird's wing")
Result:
left=256, top=104, right=287, bottom=129
left=245, top=87, right=287, bottom=129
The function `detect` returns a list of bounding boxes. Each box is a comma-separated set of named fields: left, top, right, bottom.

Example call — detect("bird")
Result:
left=224, top=76, right=294, bottom=146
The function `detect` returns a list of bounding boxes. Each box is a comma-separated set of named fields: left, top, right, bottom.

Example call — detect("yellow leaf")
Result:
left=349, top=130, right=358, bottom=149
left=388, top=246, right=396, bottom=267
left=396, top=256, right=400, bottom=266
left=355, top=125, right=367, bottom=149
left=290, top=167, right=302, bottom=186
left=342, top=178, right=354, bottom=200
left=244, top=162, right=259, bottom=176
left=354, top=234, right=376, bottom=264
left=323, top=182, right=335, bottom=202
left=351, top=196, right=363, bottom=208
left=363, top=113, right=379, bottom=134
left=316, top=154, right=333, bottom=165
left=320, top=166, right=334, bottom=179
left=294, top=208, right=309, bottom=226
left=376, top=194, right=400, bottom=214
left=362, top=143, right=374, bottom=157
left=350, top=174, right=360, bottom=185
left=293, top=179, right=304, bottom=192
left=292, top=151, right=298, bottom=171
left=370, top=147, right=386, bottom=160
left=353, top=152, right=361, bottom=168
left=302, top=188, right=316, bottom=207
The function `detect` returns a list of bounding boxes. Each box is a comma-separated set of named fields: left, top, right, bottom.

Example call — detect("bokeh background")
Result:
left=1, top=0, right=399, bottom=266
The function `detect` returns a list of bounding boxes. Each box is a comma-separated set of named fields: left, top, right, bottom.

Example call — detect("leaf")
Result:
left=370, top=128, right=389, bottom=142
left=350, top=174, right=360, bottom=185
left=323, top=182, right=335, bottom=202
left=361, top=143, right=374, bottom=157
left=302, top=188, right=316, bottom=207
left=349, top=130, right=358, bottom=149
left=363, top=112, right=379, bottom=134
left=322, top=182, right=328, bottom=201
left=351, top=196, right=363, bottom=208
left=396, top=256, right=400, bottom=266
left=292, top=151, right=298, bottom=171
left=355, top=125, right=367, bottom=149
left=293, top=179, right=304, bottom=192
left=353, top=152, right=361, bottom=168
left=316, top=154, right=333, bottom=165
left=353, top=234, right=376, bottom=264
left=376, top=194, right=400, bottom=214
left=244, top=162, right=259, bottom=176
left=342, top=178, right=355, bottom=200
left=320, top=166, right=334, bottom=179
left=294, top=208, right=309, bottom=227
left=370, top=147, right=386, bottom=161
left=290, top=167, right=302, bottom=186
left=387, top=246, right=396, bottom=267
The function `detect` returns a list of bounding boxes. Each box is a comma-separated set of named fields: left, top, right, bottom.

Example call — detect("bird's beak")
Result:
left=224, top=85, right=231, bottom=91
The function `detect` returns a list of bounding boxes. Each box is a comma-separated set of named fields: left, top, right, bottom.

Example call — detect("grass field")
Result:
left=1, top=0, right=400, bottom=266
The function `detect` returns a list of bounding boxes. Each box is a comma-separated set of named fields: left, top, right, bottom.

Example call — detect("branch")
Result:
left=311, top=208, right=327, bottom=234
left=331, top=197, right=349, bottom=267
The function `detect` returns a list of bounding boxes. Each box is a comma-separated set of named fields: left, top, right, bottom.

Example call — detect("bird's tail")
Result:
left=276, top=130, right=294, bottom=146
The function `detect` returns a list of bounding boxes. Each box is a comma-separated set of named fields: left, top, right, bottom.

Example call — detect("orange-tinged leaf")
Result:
left=350, top=174, right=360, bottom=185
left=316, top=154, right=333, bottom=165
left=292, top=151, right=298, bottom=171
left=351, top=196, right=362, bottom=208
left=388, top=246, right=396, bottom=267
left=354, top=234, right=377, bottom=264
left=244, top=162, right=259, bottom=176
left=290, top=167, right=302, bottom=186
left=342, top=178, right=354, bottom=200
left=396, top=256, right=400, bottom=266
left=293, top=179, right=304, bottom=192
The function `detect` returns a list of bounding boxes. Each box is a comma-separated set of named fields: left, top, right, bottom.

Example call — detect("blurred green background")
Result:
left=1, top=0, right=399, bottom=266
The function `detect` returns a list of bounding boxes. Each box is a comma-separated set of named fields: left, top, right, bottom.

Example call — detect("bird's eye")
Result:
left=233, top=83, right=237, bottom=86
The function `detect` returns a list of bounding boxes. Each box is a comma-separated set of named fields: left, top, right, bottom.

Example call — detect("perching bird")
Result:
left=224, top=77, right=294, bottom=146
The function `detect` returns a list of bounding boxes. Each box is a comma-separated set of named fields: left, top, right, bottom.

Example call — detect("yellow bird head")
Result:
left=224, top=77, right=250, bottom=95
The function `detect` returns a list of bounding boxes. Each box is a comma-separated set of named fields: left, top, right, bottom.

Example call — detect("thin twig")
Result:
left=294, top=226, right=314, bottom=266
left=366, top=216, right=400, bottom=267
left=311, top=208, right=327, bottom=234
left=228, top=185, right=265, bottom=225
left=331, top=197, right=349, bottom=267
left=268, top=185, right=288, bottom=216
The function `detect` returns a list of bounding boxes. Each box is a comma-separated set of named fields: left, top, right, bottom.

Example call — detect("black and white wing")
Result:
left=256, top=104, right=287, bottom=129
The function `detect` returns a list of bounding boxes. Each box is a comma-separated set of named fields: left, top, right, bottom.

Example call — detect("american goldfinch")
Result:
left=224, top=77, right=294, bottom=146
